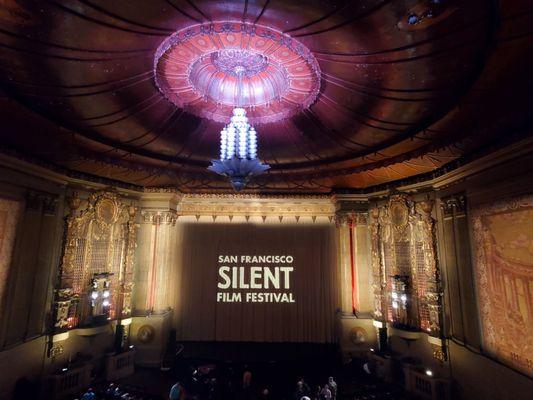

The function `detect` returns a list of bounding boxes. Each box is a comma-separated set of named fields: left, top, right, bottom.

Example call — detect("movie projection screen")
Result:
left=172, top=222, right=339, bottom=342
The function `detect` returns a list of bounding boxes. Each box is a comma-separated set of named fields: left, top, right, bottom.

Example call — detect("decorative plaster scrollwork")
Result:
left=54, top=191, right=138, bottom=331
left=390, top=194, right=410, bottom=236
left=369, top=206, right=386, bottom=321
left=368, top=194, right=443, bottom=337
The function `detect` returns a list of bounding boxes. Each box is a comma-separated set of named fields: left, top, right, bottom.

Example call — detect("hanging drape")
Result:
left=161, top=221, right=339, bottom=343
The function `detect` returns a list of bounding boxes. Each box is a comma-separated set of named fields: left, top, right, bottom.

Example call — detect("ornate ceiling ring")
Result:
left=154, top=21, right=321, bottom=124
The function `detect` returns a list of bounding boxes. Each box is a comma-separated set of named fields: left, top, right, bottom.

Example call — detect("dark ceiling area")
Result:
left=0, top=0, right=532, bottom=192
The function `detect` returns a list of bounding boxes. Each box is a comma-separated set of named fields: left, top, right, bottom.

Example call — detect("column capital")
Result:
left=140, top=209, right=178, bottom=225
left=440, top=193, right=466, bottom=217
left=335, top=211, right=368, bottom=227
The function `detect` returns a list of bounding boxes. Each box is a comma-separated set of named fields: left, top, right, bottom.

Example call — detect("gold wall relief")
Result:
left=54, top=191, right=138, bottom=331
left=177, top=193, right=335, bottom=219
left=369, top=194, right=442, bottom=337
left=369, top=206, right=386, bottom=321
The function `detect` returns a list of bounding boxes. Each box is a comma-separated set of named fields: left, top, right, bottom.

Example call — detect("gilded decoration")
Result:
left=369, top=206, right=386, bottom=321
left=368, top=194, right=442, bottom=337
left=390, top=195, right=410, bottom=236
left=176, top=194, right=335, bottom=220
left=471, top=195, right=533, bottom=376
left=55, top=191, right=138, bottom=330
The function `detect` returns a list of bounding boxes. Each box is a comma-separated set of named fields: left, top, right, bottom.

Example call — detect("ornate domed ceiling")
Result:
left=155, top=22, right=321, bottom=124
left=0, top=0, right=532, bottom=192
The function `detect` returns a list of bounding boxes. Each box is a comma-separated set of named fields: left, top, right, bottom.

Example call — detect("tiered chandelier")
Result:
left=208, top=50, right=270, bottom=191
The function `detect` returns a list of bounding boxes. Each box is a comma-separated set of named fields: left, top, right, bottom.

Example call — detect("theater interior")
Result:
left=0, top=1, right=532, bottom=399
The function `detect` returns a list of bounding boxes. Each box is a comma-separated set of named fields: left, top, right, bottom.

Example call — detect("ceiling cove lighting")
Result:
left=208, top=50, right=270, bottom=191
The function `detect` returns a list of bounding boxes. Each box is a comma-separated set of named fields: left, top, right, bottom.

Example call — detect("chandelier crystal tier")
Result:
left=208, top=50, right=270, bottom=191
left=208, top=107, right=270, bottom=191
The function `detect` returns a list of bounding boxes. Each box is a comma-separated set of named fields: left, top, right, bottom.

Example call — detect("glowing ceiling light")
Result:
left=208, top=50, right=270, bottom=191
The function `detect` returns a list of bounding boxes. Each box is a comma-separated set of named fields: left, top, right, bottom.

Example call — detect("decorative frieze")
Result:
left=175, top=194, right=335, bottom=220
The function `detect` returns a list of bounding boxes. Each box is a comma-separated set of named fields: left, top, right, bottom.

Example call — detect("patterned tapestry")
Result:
left=0, top=197, right=22, bottom=315
left=471, top=195, right=533, bottom=377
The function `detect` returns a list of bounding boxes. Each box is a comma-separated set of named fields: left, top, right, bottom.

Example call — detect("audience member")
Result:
left=169, top=381, right=185, bottom=400
left=327, top=377, right=337, bottom=400
left=81, top=387, right=96, bottom=400
left=319, top=384, right=332, bottom=400
left=242, top=365, right=252, bottom=389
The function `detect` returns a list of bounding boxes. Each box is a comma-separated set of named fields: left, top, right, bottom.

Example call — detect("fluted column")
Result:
left=334, top=199, right=376, bottom=358
left=352, top=213, right=372, bottom=314
left=336, top=214, right=354, bottom=314
left=137, top=210, right=177, bottom=313
left=336, top=211, right=372, bottom=315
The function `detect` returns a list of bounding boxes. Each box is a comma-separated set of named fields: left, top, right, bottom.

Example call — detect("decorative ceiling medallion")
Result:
left=154, top=22, right=321, bottom=124
left=211, top=49, right=268, bottom=78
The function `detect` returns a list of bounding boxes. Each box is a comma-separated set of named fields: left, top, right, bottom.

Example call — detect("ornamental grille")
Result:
left=56, top=192, right=137, bottom=329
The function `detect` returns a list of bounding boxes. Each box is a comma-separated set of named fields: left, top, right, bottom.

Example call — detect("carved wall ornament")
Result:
left=368, top=193, right=442, bottom=336
left=68, top=192, right=82, bottom=213
left=95, top=197, right=118, bottom=225
left=137, top=324, right=156, bottom=344
left=349, top=327, right=368, bottom=345
left=389, top=195, right=410, bottom=235
left=369, top=206, right=387, bottom=321
left=176, top=194, right=335, bottom=219
left=54, top=191, right=138, bottom=331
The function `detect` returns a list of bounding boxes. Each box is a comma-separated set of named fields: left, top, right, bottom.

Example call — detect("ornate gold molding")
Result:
left=368, top=193, right=443, bottom=336
left=175, top=194, right=335, bottom=219
left=55, top=190, right=138, bottom=330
